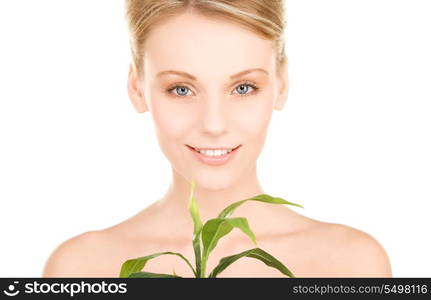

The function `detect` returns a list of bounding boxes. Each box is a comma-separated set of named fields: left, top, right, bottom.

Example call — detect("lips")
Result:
left=186, top=144, right=241, bottom=152
left=186, top=144, right=241, bottom=166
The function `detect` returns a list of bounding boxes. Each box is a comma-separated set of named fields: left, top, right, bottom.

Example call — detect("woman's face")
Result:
left=129, top=11, right=288, bottom=190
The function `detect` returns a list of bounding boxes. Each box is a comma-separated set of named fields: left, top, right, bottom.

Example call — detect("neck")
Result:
left=152, top=165, right=282, bottom=240
left=162, top=165, right=264, bottom=217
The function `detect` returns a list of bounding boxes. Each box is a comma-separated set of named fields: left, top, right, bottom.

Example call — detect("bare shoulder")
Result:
left=42, top=230, right=106, bottom=277
left=320, top=222, right=393, bottom=277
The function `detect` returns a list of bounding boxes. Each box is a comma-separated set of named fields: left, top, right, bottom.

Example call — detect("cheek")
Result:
left=150, top=98, right=197, bottom=139
left=232, top=98, right=273, bottom=137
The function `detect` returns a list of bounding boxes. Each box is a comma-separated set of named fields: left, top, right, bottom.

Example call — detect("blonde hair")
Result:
left=125, top=0, right=287, bottom=78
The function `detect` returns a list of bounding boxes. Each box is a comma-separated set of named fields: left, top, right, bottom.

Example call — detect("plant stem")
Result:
left=200, top=254, right=208, bottom=278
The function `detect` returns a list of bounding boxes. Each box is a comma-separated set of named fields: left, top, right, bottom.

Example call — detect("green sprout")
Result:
left=119, top=179, right=304, bottom=278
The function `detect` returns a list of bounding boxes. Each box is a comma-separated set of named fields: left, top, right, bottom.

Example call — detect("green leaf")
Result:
left=217, top=194, right=304, bottom=219
left=187, top=178, right=203, bottom=277
left=188, top=179, right=203, bottom=235
left=200, top=217, right=257, bottom=277
left=129, top=271, right=181, bottom=278
left=119, top=252, right=196, bottom=278
left=208, top=247, right=295, bottom=278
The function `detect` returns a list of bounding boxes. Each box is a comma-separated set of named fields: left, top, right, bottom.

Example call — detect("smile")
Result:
left=186, top=144, right=241, bottom=166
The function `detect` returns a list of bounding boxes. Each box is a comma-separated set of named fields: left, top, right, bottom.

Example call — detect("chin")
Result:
left=193, top=172, right=239, bottom=191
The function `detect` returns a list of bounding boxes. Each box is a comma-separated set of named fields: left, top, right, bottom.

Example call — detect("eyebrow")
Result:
left=156, top=68, right=269, bottom=81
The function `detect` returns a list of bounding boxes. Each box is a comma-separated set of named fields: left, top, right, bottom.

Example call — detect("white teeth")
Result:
left=198, top=149, right=232, bottom=157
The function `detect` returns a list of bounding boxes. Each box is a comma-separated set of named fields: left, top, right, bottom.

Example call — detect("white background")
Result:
left=0, top=0, right=430, bottom=277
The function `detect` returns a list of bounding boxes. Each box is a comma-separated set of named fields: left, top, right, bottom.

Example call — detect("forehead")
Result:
left=143, top=12, right=276, bottom=78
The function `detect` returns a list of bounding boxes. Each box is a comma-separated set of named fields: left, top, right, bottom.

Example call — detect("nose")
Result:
left=200, top=97, right=228, bottom=136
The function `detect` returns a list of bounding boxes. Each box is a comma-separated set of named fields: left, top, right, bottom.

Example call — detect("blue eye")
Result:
left=234, top=83, right=258, bottom=96
left=166, top=81, right=259, bottom=98
left=171, top=86, right=192, bottom=97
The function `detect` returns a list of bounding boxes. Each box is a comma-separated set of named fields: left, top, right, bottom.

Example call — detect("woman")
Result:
left=43, top=0, right=392, bottom=277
